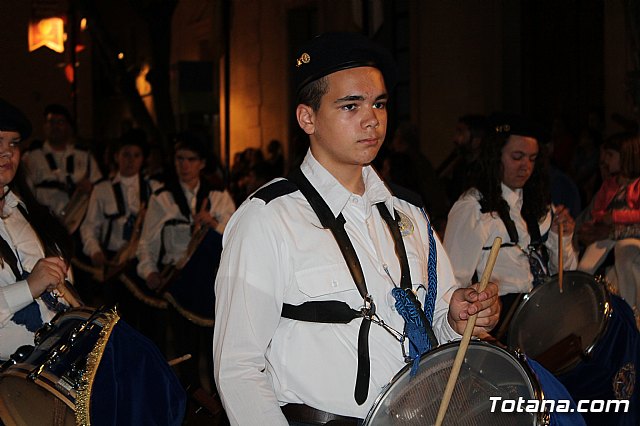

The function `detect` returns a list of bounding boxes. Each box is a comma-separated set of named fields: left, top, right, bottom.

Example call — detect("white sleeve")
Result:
left=443, top=196, right=487, bottom=288
left=432, top=234, right=463, bottom=343
left=213, top=201, right=289, bottom=426
left=209, top=190, right=236, bottom=234
left=136, top=194, right=165, bottom=279
left=79, top=186, right=104, bottom=257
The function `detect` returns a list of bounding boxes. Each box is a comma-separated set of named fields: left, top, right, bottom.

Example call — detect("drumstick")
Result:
left=168, top=353, right=192, bottom=366
left=435, top=237, right=502, bottom=426
left=558, top=222, right=564, bottom=293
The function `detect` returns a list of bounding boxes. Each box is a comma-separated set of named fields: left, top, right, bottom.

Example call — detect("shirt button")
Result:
left=331, top=280, right=338, bottom=288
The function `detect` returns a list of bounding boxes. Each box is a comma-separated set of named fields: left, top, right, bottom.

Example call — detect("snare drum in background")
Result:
left=508, top=271, right=640, bottom=426
left=365, top=341, right=550, bottom=425
left=0, top=307, right=186, bottom=426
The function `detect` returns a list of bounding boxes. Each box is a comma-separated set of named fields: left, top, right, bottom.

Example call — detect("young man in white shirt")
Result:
left=213, top=32, right=500, bottom=425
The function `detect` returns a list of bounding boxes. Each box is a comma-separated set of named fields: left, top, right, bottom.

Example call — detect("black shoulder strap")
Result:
left=44, top=153, right=58, bottom=171
left=0, top=233, right=21, bottom=279
left=250, top=179, right=298, bottom=204
left=140, top=174, right=150, bottom=204
left=103, top=182, right=126, bottom=247
left=168, top=181, right=191, bottom=220
left=288, top=168, right=368, bottom=300
left=66, top=155, right=74, bottom=175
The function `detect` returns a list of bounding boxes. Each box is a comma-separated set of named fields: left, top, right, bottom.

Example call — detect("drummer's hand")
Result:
left=91, top=251, right=106, bottom=267
left=146, top=272, right=162, bottom=290
left=27, top=257, right=68, bottom=299
left=194, top=210, right=218, bottom=230
left=75, top=177, right=93, bottom=195
left=448, top=281, right=500, bottom=336
left=551, top=205, right=575, bottom=235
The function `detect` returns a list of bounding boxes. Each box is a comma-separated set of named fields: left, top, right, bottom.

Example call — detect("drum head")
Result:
left=507, top=271, right=608, bottom=375
left=0, top=375, right=75, bottom=426
left=365, top=341, right=541, bottom=425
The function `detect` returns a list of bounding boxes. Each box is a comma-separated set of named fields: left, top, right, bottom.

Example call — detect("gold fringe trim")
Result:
left=118, top=273, right=169, bottom=309
left=163, top=292, right=214, bottom=328
left=75, top=308, right=120, bottom=426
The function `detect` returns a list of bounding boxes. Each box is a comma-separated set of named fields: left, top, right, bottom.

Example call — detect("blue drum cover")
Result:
left=556, top=294, right=639, bottom=426
left=165, top=229, right=222, bottom=321
left=90, top=320, right=187, bottom=425
left=526, top=358, right=586, bottom=425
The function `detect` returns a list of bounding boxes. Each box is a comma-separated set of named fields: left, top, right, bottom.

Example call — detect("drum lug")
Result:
left=0, top=345, right=34, bottom=371
left=34, top=322, right=55, bottom=345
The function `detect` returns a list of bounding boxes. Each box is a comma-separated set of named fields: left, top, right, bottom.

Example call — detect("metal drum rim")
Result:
left=363, top=340, right=548, bottom=425
left=507, top=270, right=612, bottom=371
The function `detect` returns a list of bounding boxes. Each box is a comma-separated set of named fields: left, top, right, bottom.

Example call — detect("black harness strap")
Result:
left=284, top=168, right=433, bottom=405
left=377, top=204, right=438, bottom=349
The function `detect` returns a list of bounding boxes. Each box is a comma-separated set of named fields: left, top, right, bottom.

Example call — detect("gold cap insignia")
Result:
left=296, top=52, right=311, bottom=67
left=495, top=124, right=511, bottom=133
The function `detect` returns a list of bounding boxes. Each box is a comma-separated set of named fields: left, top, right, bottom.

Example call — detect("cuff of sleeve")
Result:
left=2, top=280, right=35, bottom=313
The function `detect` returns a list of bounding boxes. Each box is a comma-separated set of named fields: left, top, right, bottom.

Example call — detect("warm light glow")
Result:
left=136, top=63, right=152, bottom=96
left=28, top=17, right=65, bottom=53
left=80, top=18, right=87, bottom=31
left=118, top=52, right=124, bottom=60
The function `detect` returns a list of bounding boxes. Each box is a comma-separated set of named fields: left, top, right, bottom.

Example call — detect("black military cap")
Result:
left=0, top=98, right=32, bottom=140
left=118, top=128, right=149, bottom=157
left=293, top=32, right=397, bottom=93
left=487, top=112, right=548, bottom=143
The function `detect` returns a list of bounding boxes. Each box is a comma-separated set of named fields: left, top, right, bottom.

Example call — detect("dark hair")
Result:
left=118, top=128, right=149, bottom=158
left=173, top=131, right=208, bottom=159
left=296, top=76, right=329, bottom=111
left=10, top=165, right=73, bottom=261
left=44, top=104, right=74, bottom=127
left=471, top=131, right=550, bottom=224
left=458, top=114, right=487, bottom=140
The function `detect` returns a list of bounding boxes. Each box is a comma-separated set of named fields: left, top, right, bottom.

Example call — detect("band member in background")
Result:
left=213, top=32, right=499, bottom=425
left=21, top=104, right=102, bottom=228
left=136, top=132, right=235, bottom=388
left=443, top=113, right=577, bottom=339
left=78, top=128, right=161, bottom=309
left=0, top=98, right=73, bottom=359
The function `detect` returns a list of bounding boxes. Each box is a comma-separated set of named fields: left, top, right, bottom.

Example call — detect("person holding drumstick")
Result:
left=213, top=32, right=500, bottom=425
left=0, top=98, right=75, bottom=360
left=443, top=113, right=578, bottom=340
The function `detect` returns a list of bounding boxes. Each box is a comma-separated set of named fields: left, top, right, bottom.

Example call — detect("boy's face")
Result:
left=116, top=145, right=144, bottom=177
left=174, top=148, right=205, bottom=185
left=298, top=66, right=388, bottom=174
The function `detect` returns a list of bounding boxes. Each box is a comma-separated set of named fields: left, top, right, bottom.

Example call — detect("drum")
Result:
left=0, top=307, right=186, bottom=425
left=364, top=341, right=549, bottom=425
left=162, top=228, right=222, bottom=327
left=508, top=271, right=640, bottom=425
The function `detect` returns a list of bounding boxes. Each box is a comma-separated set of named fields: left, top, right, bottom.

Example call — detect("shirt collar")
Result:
left=115, top=172, right=139, bottom=186
left=3, top=188, right=25, bottom=213
left=501, top=182, right=523, bottom=209
left=43, top=140, right=73, bottom=155
left=300, top=149, right=394, bottom=218
left=180, top=180, right=200, bottom=197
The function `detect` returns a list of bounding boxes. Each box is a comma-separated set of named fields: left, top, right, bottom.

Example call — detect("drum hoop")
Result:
left=163, top=292, right=214, bottom=328
left=118, top=273, right=169, bottom=309
left=508, top=271, right=612, bottom=361
left=0, top=368, right=76, bottom=410
left=75, top=307, right=120, bottom=426
left=364, top=340, right=546, bottom=425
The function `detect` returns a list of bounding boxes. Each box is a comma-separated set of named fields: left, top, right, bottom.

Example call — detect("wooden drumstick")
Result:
left=57, top=279, right=83, bottom=308
left=435, top=237, right=502, bottom=426
left=558, top=223, right=564, bottom=293
left=168, top=353, right=192, bottom=367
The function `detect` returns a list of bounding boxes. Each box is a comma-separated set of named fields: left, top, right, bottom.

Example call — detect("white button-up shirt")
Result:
left=213, top=150, right=461, bottom=424
left=22, top=141, right=102, bottom=216
left=444, top=184, right=578, bottom=295
left=80, top=173, right=161, bottom=257
left=136, top=182, right=235, bottom=279
left=0, top=190, right=68, bottom=359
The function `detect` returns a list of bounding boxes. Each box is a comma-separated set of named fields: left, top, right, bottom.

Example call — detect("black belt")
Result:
left=281, top=404, right=360, bottom=425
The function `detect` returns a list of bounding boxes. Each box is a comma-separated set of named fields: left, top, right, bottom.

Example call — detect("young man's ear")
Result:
left=296, top=104, right=315, bottom=136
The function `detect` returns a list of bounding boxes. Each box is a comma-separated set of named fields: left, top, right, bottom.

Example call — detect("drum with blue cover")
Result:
left=508, top=271, right=640, bottom=425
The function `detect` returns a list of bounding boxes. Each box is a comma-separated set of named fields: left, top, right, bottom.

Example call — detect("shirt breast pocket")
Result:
left=295, top=263, right=357, bottom=299
left=408, top=257, right=429, bottom=291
